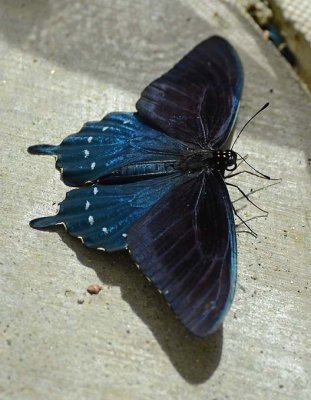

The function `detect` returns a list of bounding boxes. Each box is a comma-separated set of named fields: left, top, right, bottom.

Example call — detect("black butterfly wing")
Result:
left=136, top=36, right=243, bottom=148
left=127, top=170, right=237, bottom=336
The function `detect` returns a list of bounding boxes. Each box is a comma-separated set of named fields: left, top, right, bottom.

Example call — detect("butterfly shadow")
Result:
left=50, top=226, right=223, bottom=384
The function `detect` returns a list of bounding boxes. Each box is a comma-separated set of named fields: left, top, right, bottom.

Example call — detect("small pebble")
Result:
left=87, top=284, right=102, bottom=295
left=77, top=298, right=85, bottom=304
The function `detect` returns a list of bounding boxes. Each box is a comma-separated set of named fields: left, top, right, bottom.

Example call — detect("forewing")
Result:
left=136, top=35, right=243, bottom=148
left=28, top=112, right=187, bottom=187
left=127, top=170, right=237, bottom=336
left=30, top=173, right=187, bottom=252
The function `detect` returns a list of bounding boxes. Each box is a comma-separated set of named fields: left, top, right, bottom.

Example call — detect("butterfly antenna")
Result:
left=231, top=102, right=269, bottom=150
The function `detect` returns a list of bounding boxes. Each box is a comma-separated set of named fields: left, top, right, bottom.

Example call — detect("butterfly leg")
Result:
left=226, top=182, right=268, bottom=214
left=225, top=170, right=270, bottom=180
left=231, top=203, right=257, bottom=237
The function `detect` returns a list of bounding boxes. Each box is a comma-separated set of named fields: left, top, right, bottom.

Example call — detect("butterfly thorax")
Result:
left=177, top=149, right=237, bottom=173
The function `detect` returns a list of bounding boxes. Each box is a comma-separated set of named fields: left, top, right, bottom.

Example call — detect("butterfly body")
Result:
left=29, top=36, right=244, bottom=337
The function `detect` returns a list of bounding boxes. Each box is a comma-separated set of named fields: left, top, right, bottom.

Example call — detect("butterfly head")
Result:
left=214, top=150, right=237, bottom=172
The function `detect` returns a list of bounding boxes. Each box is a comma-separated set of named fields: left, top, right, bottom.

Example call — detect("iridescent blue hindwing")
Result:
left=30, top=173, right=188, bottom=251
left=28, top=113, right=188, bottom=186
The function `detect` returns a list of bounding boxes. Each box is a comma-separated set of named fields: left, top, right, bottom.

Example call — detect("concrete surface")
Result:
left=0, top=1, right=310, bottom=399
left=270, top=0, right=311, bottom=89
left=233, top=0, right=311, bottom=89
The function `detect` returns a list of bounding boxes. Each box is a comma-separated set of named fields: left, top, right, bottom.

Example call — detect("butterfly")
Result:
left=29, top=36, right=244, bottom=337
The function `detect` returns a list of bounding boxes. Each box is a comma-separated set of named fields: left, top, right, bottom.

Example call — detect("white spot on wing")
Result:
left=123, top=120, right=129, bottom=125
left=102, top=227, right=108, bottom=234
left=88, top=216, right=94, bottom=225
left=102, top=127, right=108, bottom=132
left=88, top=136, right=93, bottom=143
left=84, top=149, right=90, bottom=158
left=85, top=200, right=90, bottom=210
left=91, top=162, right=96, bottom=170
left=122, top=233, right=127, bottom=238
left=93, top=187, right=98, bottom=195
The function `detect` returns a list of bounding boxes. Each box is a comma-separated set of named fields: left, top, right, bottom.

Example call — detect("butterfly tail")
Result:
left=28, top=144, right=58, bottom=156
left=30, top=215, right=61, bottom=229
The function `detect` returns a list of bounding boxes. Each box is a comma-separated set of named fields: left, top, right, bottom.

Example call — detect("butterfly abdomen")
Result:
left=98, top=161, right=178, bottom=184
